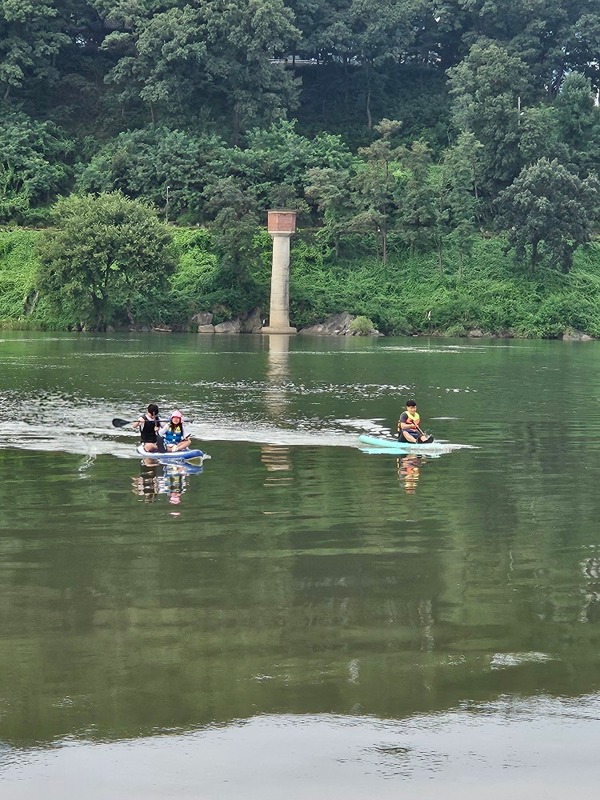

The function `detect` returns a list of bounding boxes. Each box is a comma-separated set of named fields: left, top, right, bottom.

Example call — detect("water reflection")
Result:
left=131, top=460, right=203, bottom=505
left=3, top=698, right=600, bottom=800
left=395, top=454, right=430, bottom=494
left=262, top=335, right=294, bottom=484
left=265, top=334, right=291, bottom=419
left=260, top=444, right=293, bottom=486
left=5, top=333, right=600, bottom=796
left=580, top=556, right=600, bottom=623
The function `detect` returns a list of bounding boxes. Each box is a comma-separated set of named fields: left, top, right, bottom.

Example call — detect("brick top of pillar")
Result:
left=267, top=209, right=297, bottom=234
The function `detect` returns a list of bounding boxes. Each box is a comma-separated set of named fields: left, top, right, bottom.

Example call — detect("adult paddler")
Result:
left=397, top=399, right=434, bottom=444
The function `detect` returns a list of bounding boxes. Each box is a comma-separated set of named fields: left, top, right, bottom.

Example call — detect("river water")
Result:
left=1, top=331, right=600, bottom=799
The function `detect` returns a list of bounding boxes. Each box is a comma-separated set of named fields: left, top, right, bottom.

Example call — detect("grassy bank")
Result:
left=290, top=237, right=600, bottom=338
left=1, top=227, right=599, bottom=337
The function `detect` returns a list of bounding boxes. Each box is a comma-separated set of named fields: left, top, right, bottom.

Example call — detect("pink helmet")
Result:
left=170, top=409, right=183, bottom=421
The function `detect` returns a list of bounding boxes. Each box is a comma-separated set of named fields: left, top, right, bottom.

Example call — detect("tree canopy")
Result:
left=0, top=0, right=600, bottom=286
left=37, top=192, right=175, bottom=329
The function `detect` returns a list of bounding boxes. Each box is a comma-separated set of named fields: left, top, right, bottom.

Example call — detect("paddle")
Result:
left=415, top=425, right=434, bottom=444
left=397, top=420, right=434, bottom=444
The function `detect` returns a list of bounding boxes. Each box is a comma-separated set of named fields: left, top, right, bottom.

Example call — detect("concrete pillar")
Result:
left=261, top=209, right=297, bottom=334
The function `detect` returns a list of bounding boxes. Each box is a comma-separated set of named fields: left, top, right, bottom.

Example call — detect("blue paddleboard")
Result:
left=137, top=444, right=206, bottom=461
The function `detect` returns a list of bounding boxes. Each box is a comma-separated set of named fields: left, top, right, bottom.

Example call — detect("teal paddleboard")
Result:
left=359, top=433, right=444, bottom=454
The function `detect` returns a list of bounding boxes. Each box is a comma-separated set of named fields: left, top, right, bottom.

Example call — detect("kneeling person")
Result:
left=133, top=403, right=161, bottom=452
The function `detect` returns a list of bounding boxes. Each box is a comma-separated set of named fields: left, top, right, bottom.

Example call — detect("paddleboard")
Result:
left=137, top=444, right=207, bottom=461
left=358, top=433, right=456, bottom=455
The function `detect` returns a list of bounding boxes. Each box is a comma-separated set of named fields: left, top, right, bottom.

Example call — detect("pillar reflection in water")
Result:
left=261, top=334, right=293, bottom=485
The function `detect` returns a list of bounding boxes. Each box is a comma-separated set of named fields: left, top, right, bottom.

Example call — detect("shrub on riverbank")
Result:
left=1, top=226, right=600, bottom=337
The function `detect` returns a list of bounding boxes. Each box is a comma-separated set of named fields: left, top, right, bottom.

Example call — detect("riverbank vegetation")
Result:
left=3, top=223, right=600, bottom=338
left=2, top=1, right=600, bottom=336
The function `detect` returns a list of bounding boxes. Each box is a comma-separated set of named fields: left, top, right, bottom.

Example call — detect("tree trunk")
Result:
left=232, top=106, right=241, bottom=146
left=531, top=240, right=538, bottom=273
left=365, top=64, right=372, bottom=129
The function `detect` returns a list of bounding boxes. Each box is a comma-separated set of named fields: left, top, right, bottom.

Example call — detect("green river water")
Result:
left=1, top=331, right=600, bottom=799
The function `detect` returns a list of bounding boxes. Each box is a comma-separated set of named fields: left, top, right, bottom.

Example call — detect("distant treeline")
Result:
left=2, top=1, right=600, bottom=299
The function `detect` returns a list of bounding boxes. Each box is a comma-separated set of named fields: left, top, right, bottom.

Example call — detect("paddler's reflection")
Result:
left=131, top=461, right=201, bottom=504
left=163, top=464, right=186, bottom=505
left=396, top=454, right=424, bottom=494
left=131, top=461, right=160, bottom=502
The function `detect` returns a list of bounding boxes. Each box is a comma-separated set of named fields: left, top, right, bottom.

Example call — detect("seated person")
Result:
left=159, top=410, right=192, bottom=452
left=397, top=399, right=433, bottom=443
left=132, top=403, right=161, bottom=452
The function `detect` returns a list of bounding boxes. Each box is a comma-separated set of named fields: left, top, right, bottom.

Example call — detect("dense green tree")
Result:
left=517, top=105, right=567, bottom=168
left=409, top=0, right=472, bottom=69
left=101, top=0, right=300, bottom=138
left=456, top=0, right=600, bottom=95
left=448, top=40, right=530, bottom=197
left=0, top=110, right=73, bottom=221
left=1, top=0, right=600, bottom=244
left=305, top=165, right=354, bottom=255
left=76, top=119, right=353, bottom=224
left=433, top=131, right=482, bottom=275
left=395, top=139, right=437, bottom=255
left=76, top=126, right=225, bottom=221
left=497, top=158, right=600, bottom=273
left=350, top=119, right=405, bottom=262
left=0, top=0, right=70, bottom=100
left=37, top=192, right=175, bottom=329
left=553, top=72, right=600, bottom=174
left=234, top=119, right=353, bottom=207
left=201, top=176, right=262, bottom=290
left=569, top=10, right=600, bottom=89
left=344, top=0, right=428, bottom=128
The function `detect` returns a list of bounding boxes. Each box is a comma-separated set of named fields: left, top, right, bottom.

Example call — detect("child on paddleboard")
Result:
left=160, top=410, right=192, bottom=452
left=397, top=400, right=434, bottom=444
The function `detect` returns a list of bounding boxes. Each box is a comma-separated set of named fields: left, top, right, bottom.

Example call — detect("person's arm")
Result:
left=132, top=416, right=143, bottom=430
left=399, top=412, right=411, bottom=430
left=158, top=423, right=168, bottom=436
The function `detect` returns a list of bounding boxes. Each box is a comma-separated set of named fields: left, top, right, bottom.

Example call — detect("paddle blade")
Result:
left=112, top=418, right=132, bottom=428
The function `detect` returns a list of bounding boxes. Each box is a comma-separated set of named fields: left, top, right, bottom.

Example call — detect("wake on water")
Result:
left=0, top=405, right=362, bottom=458
left=0, top=412, right=471, bottom=459
left=0, top=376, right=476, bottom=458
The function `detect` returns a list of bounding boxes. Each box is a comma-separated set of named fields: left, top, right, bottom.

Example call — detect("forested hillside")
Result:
left=2, top=1, right=600, bottom=334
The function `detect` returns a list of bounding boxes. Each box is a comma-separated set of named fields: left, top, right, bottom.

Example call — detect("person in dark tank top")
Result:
left=132, top=403, right=161, bottom=451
